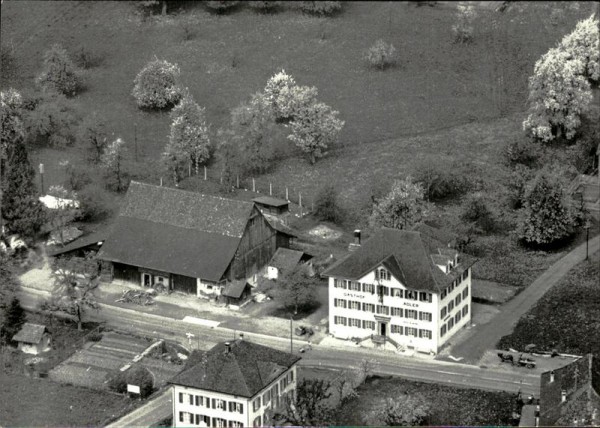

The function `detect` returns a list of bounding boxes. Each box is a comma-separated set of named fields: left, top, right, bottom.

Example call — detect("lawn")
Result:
left=498, top=251, right=600, bottom=391
left=0, top=373, right=132, bottom=427
left=335, top=374, right=519, bottom=426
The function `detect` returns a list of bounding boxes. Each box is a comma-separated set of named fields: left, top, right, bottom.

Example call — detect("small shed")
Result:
left=267, top=248, right=314, bottom=280
left=47, top=228, right=108, bottom=258
left=12, top=323, right=52, bottom=355
left=253, top=196, right=290, bottom=216
left=222, top=279, right=252, bottom=306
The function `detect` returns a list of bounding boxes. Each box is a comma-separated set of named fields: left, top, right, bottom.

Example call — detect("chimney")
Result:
left=348, top=230, right=361, bottom=252
left=224, top=342, right=231, bottom=354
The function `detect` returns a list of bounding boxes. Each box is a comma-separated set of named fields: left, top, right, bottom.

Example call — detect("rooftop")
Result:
left=269, top=248, right=310, bottom=274
left=252, top=196, right=289, bottom=208
left=12, top=323, right=48, bottom=344
left=169, top=340, right=300, bottom=397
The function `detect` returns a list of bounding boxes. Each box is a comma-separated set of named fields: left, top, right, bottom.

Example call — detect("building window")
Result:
left=448, top=318, right=455, bottom=329
left=334, top=298, right=347, bottom=308
left=391, top=288, right=403, bottom=298
left=179, top=412, right=184, bottom=423
left=440, top=307, right=447, bottom=318
left=462, top=269, right=469, bottom=281
left=349, top=318, right=361, bottom=327
left=405, top=309, right=418, bottom=320
left=376, top=305, right=389, bottom=316
left=375, top=268, right=391, bottom=281
left=463, top=287, right=469, bottom=298
left=363, top=283, right=374, bottom=293
left=405, top=290, right=418, bottom=300
left=441, top=289, right=447, bottom=300
left=391, top=307, right=403, bottom=317
left=253, top=397, right=261, bottom=412
left=449, top=282, right=455, bottom=293
left=419, top=292, right=432, bottom=302
left=263, top=390, right=271, bottom=404
left=419, top=329, right=432, bottom=339
left=228, top=402, right=243, bottom=413
left=448, top=301, right=455, bottom=312
left=462, top=305, right=468, bottom=316
left=179, top=393, right=184, bottom=403
left=405, top=327, right=418, bottom=337
left=334, top=316, right=347, bottom=326
left=253, top=416, right=261, bottom=427
left=455, top=312, right=461, bottom=323
left=213, top=418, right=227, bottom=427
left=349, top=281, right=361, bottom=291
left=455, top=294, right=462, bottom=306
left=419, top=311, right=432, bottom=322
left=391, top=325, right=403, bottom=334
left=212, top=399, right=226, bottom=410
left=362, top=303, right=375, bottom=313
left=350, top=301, right=361, bottom=310
left=362, top=320, right=375, bottom=330
left=441, top=324, right=447, bottom=337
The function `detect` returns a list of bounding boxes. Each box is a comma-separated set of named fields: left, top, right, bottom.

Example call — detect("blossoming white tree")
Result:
left=559, top=14, right=599, bottom=82
left=101, top=137, right=127, bottom=192
left=132, top=58, right=182, bottom=109
left=369, top=177, right=429, bottom=230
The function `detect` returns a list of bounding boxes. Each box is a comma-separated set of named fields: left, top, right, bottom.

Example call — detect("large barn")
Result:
left=98, top=182, right=294, bottom=297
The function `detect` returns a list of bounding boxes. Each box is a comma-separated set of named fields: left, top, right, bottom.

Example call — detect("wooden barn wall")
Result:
left=172, top=273, right=196, bottom=294
left=113, top=262, right=140, bottom=283
left=231, top=207, right=277, bottom=280
left=276, top=233, right=290, bottom=249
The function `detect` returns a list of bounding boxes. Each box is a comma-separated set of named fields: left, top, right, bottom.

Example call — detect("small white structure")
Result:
left=39, top=194, right=80, bottom=210
left=12, top=323, right=52, bottom=355
left=266, top=248, right=314, bottom=280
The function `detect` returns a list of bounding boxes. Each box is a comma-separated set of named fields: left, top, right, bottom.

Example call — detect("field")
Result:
left=0, top=373, right=132, bottom=427
left=498, top=251, right=600, bottom=390
left=335, top=374, right=518, bottom=426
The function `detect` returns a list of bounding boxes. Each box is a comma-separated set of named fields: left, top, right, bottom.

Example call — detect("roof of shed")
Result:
left=222, top=280, right=250, bottom=299
left=47, top=227, right=109, bottom=257
left=269, top=248, right=306, bottom=273
left=323, top=227, right=476, bottom=293
left=253, top=196, right=289, bottom=208
left=13, top=323, right=48, bottom=344
left=169, top=340, right=300, bottom=397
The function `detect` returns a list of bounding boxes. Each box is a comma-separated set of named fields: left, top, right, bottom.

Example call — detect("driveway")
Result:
left=448, top=235, right=600, bottom=363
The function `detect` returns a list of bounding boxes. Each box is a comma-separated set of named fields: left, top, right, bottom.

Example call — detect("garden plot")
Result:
left=49, top=331, right=183, bottom=390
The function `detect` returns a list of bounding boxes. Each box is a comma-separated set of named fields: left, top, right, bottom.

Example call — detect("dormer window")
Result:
left=375, top=268, right=390, bottom=281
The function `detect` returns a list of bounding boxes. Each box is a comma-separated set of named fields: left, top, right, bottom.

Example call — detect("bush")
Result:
left=107, top=371, right=127, bottom=394
left=452, top=3, right=476, bottom=44
left=414, top=162, right=469, bottom=201
left=72, top=46, right=104, bottom=69
left=300, top=1, right=341, bottom=16
left=87, top=332, right=103, bottom=342
left=248, top=1, right=281, bottom=12
left=503, top=139, right=540, bottom=168
left=205, top=1, right=239, bottom=13
left=126, top=365, right=154, bottom=398
left=36, top=44, right=82, bottom=96
left=64, top=161, right=94, bottom=192
left=460, top=194, right=496, bottom=233
left=132, top=58, right=182, bottom=110
left=78, top=184, right=112, bottom=221
left=314, top=184, right=344, bottom=224
left=22, top=90, right=79, bottom=147
left=364, top=39, right=397, bottom=70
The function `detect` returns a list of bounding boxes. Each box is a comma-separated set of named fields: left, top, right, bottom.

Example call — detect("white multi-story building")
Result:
left=324, top=227, right=477, bottom=355
left=169, top=339, right=300, bottom=427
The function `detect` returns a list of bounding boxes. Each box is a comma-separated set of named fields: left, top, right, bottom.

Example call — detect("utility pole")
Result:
left=134, top=123, right=138, bottom=163
left=39, top=163, right=45, bottom=195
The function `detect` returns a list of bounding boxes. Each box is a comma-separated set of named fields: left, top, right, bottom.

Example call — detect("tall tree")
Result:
left=101, top=137, right=127, bottom=192
left=51, top=256, right=99, bottom=331
left=132, top=58, right=182, bottom=110
left=216, top=129, right=243, bottom=192
left=36, top=44, right=82, bottom=96
left=1, top=296, right=27, bottom=345
left=369, top=177, right=429, bottom=230
left=169, top=93, right=211, bottom=175
left=47, top=185, right=79, bottom=246
left=0, top=253, right=20, bottom=309
left=77, top=112, right=108, bottom=164
left=287, top=101, right=344, bottom=164
left=367, top=395, right=430, bottom=426
left=264, top=70, right=297, bottom=121
left=2, top=141, right=46, bottom=239
left=277, top=379, right=334, bottom=426
left=518, top=170, right=577, bottom=245
left=559, top=14, right=599, bottom=83
left=275, top=264, right=318, bottom=314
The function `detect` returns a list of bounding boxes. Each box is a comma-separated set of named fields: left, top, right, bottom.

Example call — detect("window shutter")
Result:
left=212, top=398, right=216, bottom=408
left=179, top=412, right=184, bottom=422
left=239, top=403, right=244, bottom=414
left=190, top=394, right=193, bottom=405
left=179, top=392, right=183, bottom=403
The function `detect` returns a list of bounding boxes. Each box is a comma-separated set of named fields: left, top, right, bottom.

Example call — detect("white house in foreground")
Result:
left=169, top=340, right=300, bottom=427
left=323, top=226, right=477, bottom=355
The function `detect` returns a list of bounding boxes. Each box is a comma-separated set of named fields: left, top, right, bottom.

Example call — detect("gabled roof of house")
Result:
left=269, top=248, right=307, bottom=274
left=253, top=196, right=289, bottom=208
left=323, top=227, right=476, bottom=292
left=169, top=340, right=300, bottom=397
left=12, top=323, right=48, bottom=344
left=98, top=182, right=261, bottom=281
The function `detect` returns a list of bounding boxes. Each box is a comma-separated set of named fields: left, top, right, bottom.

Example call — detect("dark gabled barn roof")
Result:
left=269, top=248, right=311, bottom=274
left=323, top=227, right=476, bottom=293
left=170, top=340, right=300, bottom=398
left=253, top=196, right=289, bottom=208
left=99, top=182, right=259, bottom=281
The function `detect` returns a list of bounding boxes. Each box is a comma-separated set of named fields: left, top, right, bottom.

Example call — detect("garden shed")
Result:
left=12, top=323, right=52, bottom=355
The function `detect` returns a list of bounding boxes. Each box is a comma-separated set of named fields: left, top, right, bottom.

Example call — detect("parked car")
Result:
left=497, top=352, right=536, bottom=369
left=294, top=326, right=314, bottom=337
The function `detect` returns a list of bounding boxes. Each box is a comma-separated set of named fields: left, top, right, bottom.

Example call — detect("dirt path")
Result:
left=448, top=235, right=600, bottom=363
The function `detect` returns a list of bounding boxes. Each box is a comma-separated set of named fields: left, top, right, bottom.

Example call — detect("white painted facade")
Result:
left=328, top=265, right=471, bottom=354
left=17, top=334, right=51, bottom=355
left=172, top=365, right=297, bottom=427
left=196, top=279, right=223, bottom=298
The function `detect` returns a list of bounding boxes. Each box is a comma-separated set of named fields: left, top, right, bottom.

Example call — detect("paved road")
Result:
left=106, top=388, right=172, bottom=428
left=451, top=235, right=600, bottom=362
